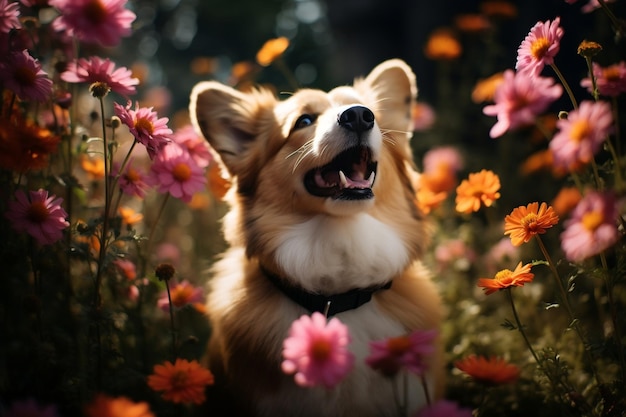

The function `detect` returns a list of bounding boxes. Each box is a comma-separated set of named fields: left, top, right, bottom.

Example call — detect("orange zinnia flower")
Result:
left=81, top=156, right=106, bottom=180
left=424, top=29, right=462, bottom=61
left=480, top=1, right=518, bottom=19
left=455, top=169, right=501, bottom=214
left=84, top=394, right=155, bottom=417
left=455, top=355, right=520, bottom=385
left=147, top=358, right=214, bottom=404
left=256, top=37, right=289, bottom=66
left=118, top=206, right=143, bottom=226
left=551, top=187, right=582, bottom=217
left=504, top=202, right=559, bottom=246
left=471, top=72, right=504, bottom=103
left=477, top=261, right=534, bottom=295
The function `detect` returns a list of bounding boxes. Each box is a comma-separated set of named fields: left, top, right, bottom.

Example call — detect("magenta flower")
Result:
left=148, top=143, right=206, bottom=203
left=114, top=101, right=172, bottom=159
left=111, top=160, right=150, bottom=198
left=156, top=280, right=204, bottom=312
left=581, top=61, right=626, bottom=97
left=282, top=312, right=354, bottom=388
left=5, top=398, right=60, bottom=417
left=171, top=124, right=213, bottom=168
left=549, top=100, right=613, bottom=170
left=516, top=17, right=564, bottom=77
left=483, top=69, right=563, bottom=138
left=0, top=0, right=21, bottom=33
left=413, top=400, right=473, bottom=417
left=61, top=57, right=139, bottom=97
left=5, top=189, right=69, bottom=246
left=561, top=191, right=619, bottom=262
left=49, top=0, right=136, bottom=47
left=365, top=329, right=437, bottom=376
left=0, top=50, right=53, bottom=102
left=581, top=0, right=616, bottom=13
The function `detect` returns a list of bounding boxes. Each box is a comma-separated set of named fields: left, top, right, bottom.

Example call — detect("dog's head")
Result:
left=190, top=59, right=429, bottom=291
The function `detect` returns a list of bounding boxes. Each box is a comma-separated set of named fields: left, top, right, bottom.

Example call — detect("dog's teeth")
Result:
left=367, top=171, right=376, bottom=187
left=339, top=171, right=348, bottom=187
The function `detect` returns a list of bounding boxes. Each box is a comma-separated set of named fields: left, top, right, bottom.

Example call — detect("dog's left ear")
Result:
left=357, top=59, right=417, bottom=140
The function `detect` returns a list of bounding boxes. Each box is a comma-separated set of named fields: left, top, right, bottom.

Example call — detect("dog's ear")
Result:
left=358, top=59, right=417, bottom=140
left=189, top=81, right=277, bottom=179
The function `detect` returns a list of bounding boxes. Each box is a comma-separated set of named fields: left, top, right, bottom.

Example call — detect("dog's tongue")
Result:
left=339, top=170, right=373, bottom=189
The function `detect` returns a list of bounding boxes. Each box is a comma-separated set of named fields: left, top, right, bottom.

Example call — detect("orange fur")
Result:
left=190, top=59, right=444, bottom=417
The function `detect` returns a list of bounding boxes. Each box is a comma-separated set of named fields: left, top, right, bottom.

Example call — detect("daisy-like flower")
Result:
left=61, top=57, right=139, bottom=97
left=455, top=355, right=520, bottom=385
left=504, top=202, right=559, bottom=246
left=413, top=400, right=473, bottom=417
left=424, top=28, right=462, bottom=61
left=5, top=398, right=59, bottom=417
left=0, top=117, right=60, bottom=172
left=365, top=329, right=437, bottom=376
left=516, top=17, right=564, bottom=77
left=84, top=394, right=155, bottom=417
left=282, top=312, right=354, bottom=388
left=581, top=0, right=616, bottom=13
left=118, top=206, right=143, bottom=227
left=551, top=186, right=582, bottom=216
left=114, top=101, right=172, bottom=159
left=477, top=261, right=534, bottom=295
left=581, top=61, right=626, bottom=97
left=5, top=189, right=69, bottom=246
left=112, top=160, right=150, bottom=198
left=483, top=69, right=562, bottom=138
left=49, top=0, right=136, bottom=47
left=0, top=0, right=21, bottom=33
left=80, top=155, right=105, bottom=180
left=549, top=100, right=613, bottom=171
left=256, top=37, right=289, bottom=66
left=471, top=72, right=504, bottom=103
left=156, top=280, right=204, bottom=312
left=561, top=191, right=619, bottom=262
left=171, top=125, right=213, bottom=168
left=148, top=143, right=206, bottom=203
left=147, top=358, right=214, bottom=404
left=0, top=50, right=53, bottom=102
left=454, top=169, right=501, bottom=214
left=415, top=186, right=447, bottom=215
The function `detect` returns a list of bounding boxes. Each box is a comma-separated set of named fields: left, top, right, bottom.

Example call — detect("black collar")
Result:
left=262, top=266, right=392, bottom=316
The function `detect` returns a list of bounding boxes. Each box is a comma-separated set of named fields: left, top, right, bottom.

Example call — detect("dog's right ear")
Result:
left=189, top=82, right=277, bottom=179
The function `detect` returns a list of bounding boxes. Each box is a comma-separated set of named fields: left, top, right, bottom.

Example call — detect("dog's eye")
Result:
left=294, top=114, right=316, bottom=130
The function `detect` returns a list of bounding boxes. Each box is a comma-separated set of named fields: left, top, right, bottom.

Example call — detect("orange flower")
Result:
left=455, top=355, right=520, bottom=385
left=480, top=1, right=518, bottom=19
left=118, top=206, right=143, bottom=226
left=256, top=37, right=289, bottom=66
left=147, top=358, right=214, bottom=405
left=84, top=394, right=155, bottom=417
left=0, top=117, right=60, bottom=172
left=424, top=29, right=462, bottom=61
left=477, top=261, right=534, bottom=294
left=471, top=72, right=504, bottom=103
left=455, top=169, right=501, bottom=214
left=551, top=187, right=582, bottom=217
left=81, top=156, right=106, bottom=180
left=415, top=187, right=448, bottom=215
left=504, top=202, right=559, bottom=246
left=207, top=162, right=231, bottom=200
left=454, top=14, right=491, bottom=33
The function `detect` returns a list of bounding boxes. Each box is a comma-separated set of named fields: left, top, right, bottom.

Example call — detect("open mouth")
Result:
left=304, top=146, right=377, bottom=200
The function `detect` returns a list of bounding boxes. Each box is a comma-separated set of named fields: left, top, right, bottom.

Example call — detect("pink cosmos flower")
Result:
left=114, top=101, right=172, bottom=160
left=413, top=400, right=473, bottom=417
left=148, top=143, right=206, bottom=203
left=581, top=61, right=626, bottom=97
left=549, top=100, right=613, bottom=170
left=49, top=0, right=136, bottom=47
left=111, top=160, right=150, bottom=198
left=365, top=329, right=437, bottom=376
left=412, top=102, right=436, bottom=131
left=561, top=191, right=619, bottom=262
left=516, top=17, right=564, bottom=77
left=282, top=312, right=354, bottom=388
left=171, top=125, right=213, bottom=168
left=483, top=69, right=563, bottom=138
left=581, top=0, right=616, bottom=13
left=5, top=189, right=69, bottom=246
left=5, top=398, right=60, bottom=417
left=0, top=50, right=53, bottom=102
left=423, top=146, right=463, bottom=174
left=61, top=57, right=139, bottom=97
left=157, top=280, right=204, bottom=312
left=0, top=0, right=21, bottom=33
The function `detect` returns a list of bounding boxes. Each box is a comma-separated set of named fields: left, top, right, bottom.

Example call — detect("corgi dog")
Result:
left=189, top=59, right=444, bottom=417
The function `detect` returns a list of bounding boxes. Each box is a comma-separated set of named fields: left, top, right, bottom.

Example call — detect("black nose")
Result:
left=337, top=106, right=375, bottom=134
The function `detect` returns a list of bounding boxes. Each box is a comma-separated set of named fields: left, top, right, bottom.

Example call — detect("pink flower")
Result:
left=581, top=61, right=626, bottom=97
left=171, top=125, right=213, bottom=168
left=5, top=398, right=59, bottom=417
left=365, top=329, right=437, bottom=376
left=111, top=160, right=150, bottom=198
left=561, top=191, right=619, bottom=262
left=282, top=312, right=354, bottom=388
left=5, top=189, right=69, bottom=246
left=157, top=280, right=204, bottom=312
left=49, top=0, right=136, bottom=47
left=113, top=258, right=136, bottom=280
left=483, top=69, right=562, bottom=138
left=114, top=101, right=172, bottom=160
left=0, top=0, right=21, bottom=33
left=516, top=17, right=563, bottom=77
left=423, top=146, right=463, bottom=174
left=581, top=0, right=616, bottom=13
left=0, top=50, right=53, bottom=102
left=413, top=400, right=473, bottom=417
left=412, top=102, right=436, bottom=131
left=61, top=56, right=139, bottom=97
left=549, top=100, right=613, bottom=170
left=148, top=143, right=206, bottom=203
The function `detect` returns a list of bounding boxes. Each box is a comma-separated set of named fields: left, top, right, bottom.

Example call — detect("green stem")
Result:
left=420, top=373, right=431, bottom=407
left=506, top=288, right=542, bottom=366
left=165, top=279, right=177, bottom=361
left=599, top=253, right=626, bottom=383
left=550, top=63, right=578, bottom=110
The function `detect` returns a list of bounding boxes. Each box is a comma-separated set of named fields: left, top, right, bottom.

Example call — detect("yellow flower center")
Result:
left=135, top=117, right=155, bottom=135
left=85, top=0, right=107, bottom=24
left=386, top=336, right=412, bottom=355
left=14, top=66, right=37, bottom=86
left=530, top=37, right=551, bottom=60
left=521, top=213, right=538, bottom=229
left=172, top=163, right=192, bottom=182
left=27, top=201, right=50, bottom=223
left=570, top=120, right=591, bottom=143
left=582, top=211, right=603, bottom=231
left=495, top=269, right=513, bottom=281
left=310, top=338, right=332, bottom=361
